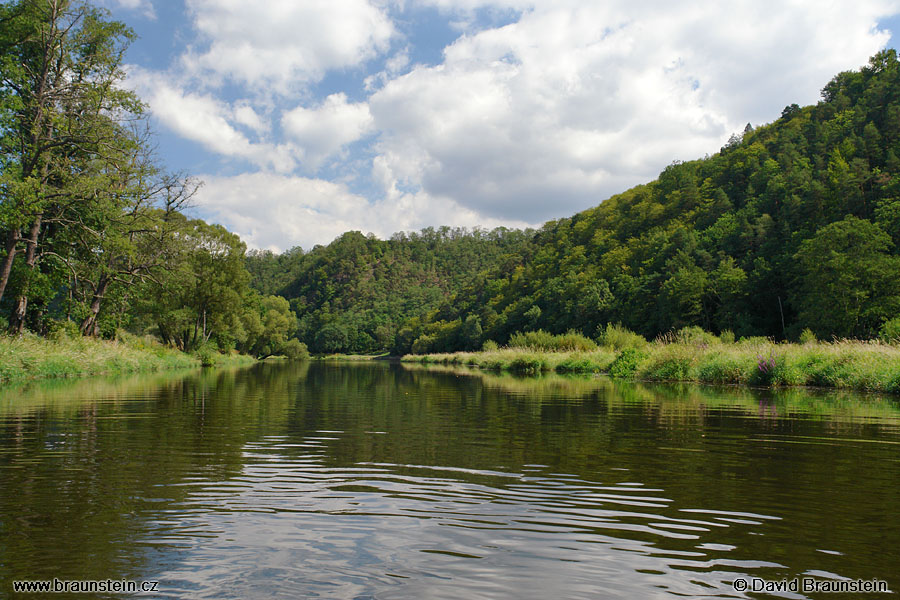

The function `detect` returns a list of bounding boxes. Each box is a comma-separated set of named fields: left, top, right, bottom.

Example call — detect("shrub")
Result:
left=556, top=354, right=599, bottom=373
left=281, top=339, right=309, bottom=360
left=696, top=355, right=748, bottom=384
left=507, top=329, right=596, bottom=352
left=194, top=342, right=218, bottom=367
left=597, top=323, right=647, bottom=350
left=880, top=317, right=900, bottom=345
left=608, top=348, right=647, bottom=378
left=675, top=326, right=718, bottom=346
left=411, top=334, right=436, bottom=355
left=509, top=355, right=546, bottom=374
left=555, top=331, right=598, bottom=351
left=482, top=339, right=499, bottom=351
left=799, top=328, right=817, bottom=345
left=749, top=349, right=779, bottom=385
left=719, top=329, right=735, bottom=345
left=46, top=319, right=81, bottom=341
left=641, top=346, right=696, bottom=380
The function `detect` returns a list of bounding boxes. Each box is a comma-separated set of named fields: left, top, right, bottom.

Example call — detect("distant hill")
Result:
left=249, top=51, right=900, bottom=354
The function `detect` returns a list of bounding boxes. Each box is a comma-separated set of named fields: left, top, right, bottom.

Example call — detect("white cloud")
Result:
left=102, top=0, right=155, bottom=19
left=367, top=0, right=896, bottom=222
left=126, top=68, right=298, bottom=172
left=193, top=173, right=531, bottom=251
left=282, top=94, right=375, bottom=170
left=233, top=103, right=269, bottom=136
left=182, top=0, right=395, bottom=92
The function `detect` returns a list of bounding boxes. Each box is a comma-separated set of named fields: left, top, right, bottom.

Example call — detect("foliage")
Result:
left=246, top=227, right=534, bottom=354
left=507, top=329, right=597, bottom=352
left=607, top=348, right=648, bottom=378
left=597, top=323, right=648, bottom=350
left=799, top=328, right=817, bottom=345
left=0, top=331, right=199, bottom=383
left=880, top=317, right=900, bottom=345
left=791, top=216, right=900, bottom=338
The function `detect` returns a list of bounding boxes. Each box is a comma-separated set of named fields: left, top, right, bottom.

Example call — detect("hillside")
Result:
left=251, top=51, right=900, bottom=354
left=247, top=227, right=534, bottom=353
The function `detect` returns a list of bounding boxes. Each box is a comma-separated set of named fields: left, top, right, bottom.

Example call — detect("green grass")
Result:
left=313, top=352, right=391, bottom=361
left=0, top=332, right=256, bottom=384
left=402, top=348, right=617, bottom=374
left=403, top=337, right=900, bottom=394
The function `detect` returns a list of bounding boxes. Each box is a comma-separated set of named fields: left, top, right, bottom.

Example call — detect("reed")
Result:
left=0, top=332, right=255, bottom=384
left=403, top=332, right=900, bottom=394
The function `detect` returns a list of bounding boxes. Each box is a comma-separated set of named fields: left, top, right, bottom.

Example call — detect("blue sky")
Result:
left=101, top=0, right=900, bottom=251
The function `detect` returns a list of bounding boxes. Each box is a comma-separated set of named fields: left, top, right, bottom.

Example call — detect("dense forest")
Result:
left=0, top=0, right=304, bottom=359
left=249, top=50, right=900, bottom=355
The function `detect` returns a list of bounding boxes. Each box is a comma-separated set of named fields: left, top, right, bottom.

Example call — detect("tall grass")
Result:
left=403, top=326, right=900, bottom=394
left=402, top=347, right=617, bottom=374
left=0, top=331, right=255, bottom=384
left=507, top=329, right=598, bottom=352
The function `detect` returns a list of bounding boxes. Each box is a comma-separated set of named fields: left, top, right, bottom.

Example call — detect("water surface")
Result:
left=1, top=362, right=898, bottom=598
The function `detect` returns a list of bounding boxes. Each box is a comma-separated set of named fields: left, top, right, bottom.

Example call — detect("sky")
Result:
left=101, top=0, right=900, bottom=251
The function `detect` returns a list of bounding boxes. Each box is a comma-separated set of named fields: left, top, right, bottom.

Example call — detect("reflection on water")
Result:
left=1, top=362, right=898, bottom=599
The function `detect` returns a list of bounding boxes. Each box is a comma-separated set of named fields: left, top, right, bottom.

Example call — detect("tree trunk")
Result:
left=0, top=229, right=19, bottom=304
left=80, top=275, right=109, bottom=336
left=9, top=216, right=42, bottom=334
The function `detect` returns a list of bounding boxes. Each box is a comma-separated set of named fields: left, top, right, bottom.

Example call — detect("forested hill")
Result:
left=251, top=50, right=900, bottom=355
left=246, top=228, right=535, bottom=353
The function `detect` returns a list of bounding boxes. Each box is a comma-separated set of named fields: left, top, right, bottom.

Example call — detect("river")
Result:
left=1, top=361, right=897, bottom=599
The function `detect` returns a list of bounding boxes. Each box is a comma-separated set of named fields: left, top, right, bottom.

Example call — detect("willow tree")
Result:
left=0, top=0, right=141, bottom=331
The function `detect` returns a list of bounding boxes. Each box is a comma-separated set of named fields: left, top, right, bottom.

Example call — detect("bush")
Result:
left=194, top=342, right=218, bottom=367
left=597, top=323, right=647, bottom=350
left=675, top=326, right=718, bottom=346
left=46, top=319, right=82, bottom=341
left=880, top=317, right=900, bottom=344
left=608, top=348, right=647, bottom=378
left=696, top=355, right=748, bottom=384
left=799, top=328, right=817, bottom=345
left=509, top=355, right=546, bottom=374
left=507, top=329, right=596, bottom=352
left=642, top=345, right=696, bottom=380
left=556, top=354, right=600, bottom=373
left=749, top=349, right=780, bottom=386
left=482, top=339, right=499, bottom=351
left=719, top=329, right=735, bottom=344
left=411, top=334, right=436, bottom=355
left=281, top=339, right=309, bottom=359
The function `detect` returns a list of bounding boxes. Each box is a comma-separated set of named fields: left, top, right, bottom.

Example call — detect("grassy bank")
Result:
left=0, top=332, right=255, bottom=384
left=313, top=352, right=391, bottom=361
left=403, top=336, right=900, bottom=394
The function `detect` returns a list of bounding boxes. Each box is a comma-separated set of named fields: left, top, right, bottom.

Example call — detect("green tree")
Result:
left=145, top=217, right=250, bottom=352
left=792, top=216, right=900, bottom=337
left=239, top=294, right=302, bottom=359
left=0, top=0, right=142, bottom=331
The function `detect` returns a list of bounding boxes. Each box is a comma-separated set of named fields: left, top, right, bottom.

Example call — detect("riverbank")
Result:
left=313, top=353, right=392, bottom=361
left=402, top=339, right=900, bottom=394
left=0, top=333, right=256, bottom=384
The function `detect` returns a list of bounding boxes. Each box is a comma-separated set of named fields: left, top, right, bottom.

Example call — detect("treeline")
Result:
left=247, top=227, right=535, bottom=354
left=0, top=0, right=304, bottom=359
left=251, top=51, right=900, bottom=354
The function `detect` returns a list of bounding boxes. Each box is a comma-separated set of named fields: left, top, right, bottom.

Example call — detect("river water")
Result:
left=0, top=361, right=897, bottom=599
